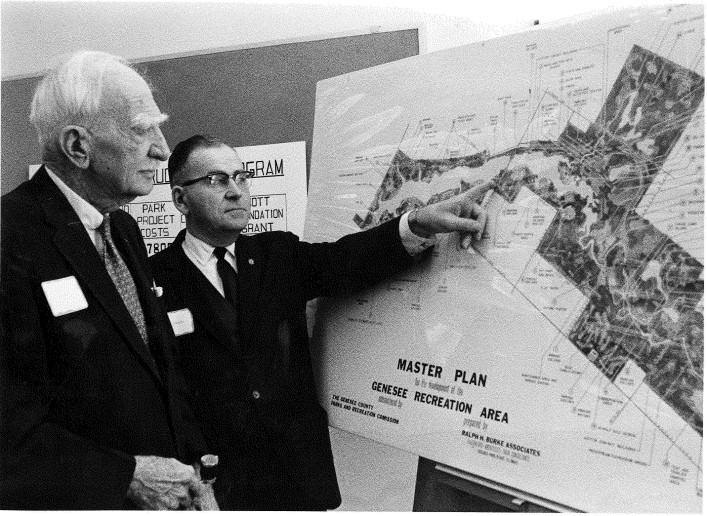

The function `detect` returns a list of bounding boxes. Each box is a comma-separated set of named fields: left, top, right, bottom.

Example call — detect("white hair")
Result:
left=29, top=50, right=141, bottom=158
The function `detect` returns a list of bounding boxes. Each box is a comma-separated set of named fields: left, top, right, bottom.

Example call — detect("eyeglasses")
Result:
left=179, top=170, right=254, bottom=189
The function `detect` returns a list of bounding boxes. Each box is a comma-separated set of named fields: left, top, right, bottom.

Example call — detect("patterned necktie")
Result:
left=99, top=214, right=149, bottom=345
left=213, top=247, right=239, bottom=308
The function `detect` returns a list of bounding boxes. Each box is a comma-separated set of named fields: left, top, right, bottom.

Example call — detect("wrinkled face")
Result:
left=88, top=67, right=169, bottom=207
left=174, top=145, right=251, bottom=243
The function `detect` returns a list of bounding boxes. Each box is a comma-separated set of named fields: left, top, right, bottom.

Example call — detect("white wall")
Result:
left=0, top=2, right=511, bottom=78
left=0, top=1, right=646, bottom=80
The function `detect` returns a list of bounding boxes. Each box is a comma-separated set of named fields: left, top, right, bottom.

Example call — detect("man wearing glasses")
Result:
left=150, top=134, right=492, bottom=510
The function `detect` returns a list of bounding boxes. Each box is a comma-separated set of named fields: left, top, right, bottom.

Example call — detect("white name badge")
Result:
left=168, top=308, right=194, bottom=336
left=41, top=276, right=89, bottom=317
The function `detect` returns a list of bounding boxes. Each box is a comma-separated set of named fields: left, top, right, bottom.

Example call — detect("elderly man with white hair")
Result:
left=0, top=51, right=217, bottom=510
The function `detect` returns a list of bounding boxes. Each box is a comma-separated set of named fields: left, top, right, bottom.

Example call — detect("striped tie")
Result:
left=99, top=214, right=149, bottom=345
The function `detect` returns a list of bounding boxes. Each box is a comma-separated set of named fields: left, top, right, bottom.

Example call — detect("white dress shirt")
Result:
left=182, top=231, right=237, bottom=298
left=46, top=167, right=105, bottom=252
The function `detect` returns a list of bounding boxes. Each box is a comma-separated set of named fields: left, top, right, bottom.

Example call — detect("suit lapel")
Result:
left=169, top=238, right=241, bottom=353
left=35, top=168, right=163, bottom=383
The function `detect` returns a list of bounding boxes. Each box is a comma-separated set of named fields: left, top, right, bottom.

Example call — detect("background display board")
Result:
left=123, top=141, right=308, bottom=255
left=31, top=142, right=307, bottom=255
left=2, top=28, right=419, bottom=196
left=304, top=5, right=703, bottom=512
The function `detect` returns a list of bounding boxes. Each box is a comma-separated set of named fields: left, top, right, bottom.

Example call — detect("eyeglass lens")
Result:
left=209, top=172, right=251, bottom=188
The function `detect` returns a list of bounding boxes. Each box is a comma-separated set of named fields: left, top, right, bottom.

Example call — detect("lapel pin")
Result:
left=248, top=258, right=255, bottom=265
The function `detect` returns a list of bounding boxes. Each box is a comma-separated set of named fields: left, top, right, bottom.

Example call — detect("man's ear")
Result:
left=172, top=186, right=190, bottom=216
left=59, top=126, right=92, bottom=169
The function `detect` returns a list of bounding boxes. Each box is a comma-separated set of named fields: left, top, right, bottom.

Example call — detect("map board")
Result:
left=303, top=6, right=704, bottom=513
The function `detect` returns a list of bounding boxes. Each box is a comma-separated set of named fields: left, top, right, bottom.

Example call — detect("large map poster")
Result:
left=303, top=5, right=703, bottom=512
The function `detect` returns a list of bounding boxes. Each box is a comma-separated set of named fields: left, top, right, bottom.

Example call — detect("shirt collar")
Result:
left=184, top=230, right=236, bottom=266
left=45, top=166, right=104, bottom=230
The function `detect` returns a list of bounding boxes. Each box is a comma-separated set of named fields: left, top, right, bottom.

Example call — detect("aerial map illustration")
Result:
left=304, top=6, right=703, bottom=513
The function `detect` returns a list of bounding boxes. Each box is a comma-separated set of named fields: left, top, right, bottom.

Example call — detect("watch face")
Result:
left=201, top=454, right=218, bottom=467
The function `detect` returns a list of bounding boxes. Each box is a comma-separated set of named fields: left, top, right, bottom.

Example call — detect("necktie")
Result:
left=99, top=214, right=149, bottom=345
left=213, top=247, right=239, bottom=307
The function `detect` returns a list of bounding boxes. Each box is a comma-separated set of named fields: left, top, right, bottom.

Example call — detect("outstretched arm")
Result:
left=408, top=180, right=494, bottom=247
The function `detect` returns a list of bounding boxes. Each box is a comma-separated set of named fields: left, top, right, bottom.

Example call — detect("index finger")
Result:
left=464, top=179, right=494, bottom=201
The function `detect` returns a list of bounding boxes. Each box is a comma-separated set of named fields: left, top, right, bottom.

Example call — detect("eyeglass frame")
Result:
left=177, top=170, right=254, bottom=189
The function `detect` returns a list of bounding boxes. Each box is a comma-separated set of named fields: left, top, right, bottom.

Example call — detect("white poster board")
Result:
left=32, top=141, right=307, bottom=255
left=304, top=5, right=703, bottom=513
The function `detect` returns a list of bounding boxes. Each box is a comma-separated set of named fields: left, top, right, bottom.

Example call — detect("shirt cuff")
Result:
left=399, top=211, right=437, bottom=255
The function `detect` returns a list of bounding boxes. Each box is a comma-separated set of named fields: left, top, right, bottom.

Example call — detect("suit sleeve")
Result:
left=0, top=207, right=135, bottom=509
left=295, top=216, right=431, bottom=301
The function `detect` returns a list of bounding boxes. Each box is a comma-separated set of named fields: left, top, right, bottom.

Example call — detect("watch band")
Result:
left=408, top=207, right=433, bottom=239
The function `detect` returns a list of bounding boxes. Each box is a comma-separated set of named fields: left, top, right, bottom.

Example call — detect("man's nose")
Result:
left=148, top=128, right=170, bottom=161
left=225, top=178, right=247, bottom=197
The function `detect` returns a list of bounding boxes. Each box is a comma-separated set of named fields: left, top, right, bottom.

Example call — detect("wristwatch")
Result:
left=408, top=207, right=433, bottom=239
left=200, top=454, right=218, bottom=484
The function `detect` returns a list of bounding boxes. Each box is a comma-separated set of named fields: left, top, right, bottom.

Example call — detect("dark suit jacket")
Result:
left=150, top=219, right=419, bottom=510
left=0, top=167, right=206, bottom=509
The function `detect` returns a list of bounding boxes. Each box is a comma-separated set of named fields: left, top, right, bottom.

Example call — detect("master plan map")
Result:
left=304, top=6, right=703, bottom=513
